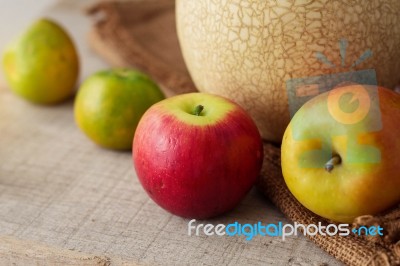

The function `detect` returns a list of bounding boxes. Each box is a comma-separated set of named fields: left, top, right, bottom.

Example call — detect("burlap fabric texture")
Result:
left=86, top=1, right=400, bottom=265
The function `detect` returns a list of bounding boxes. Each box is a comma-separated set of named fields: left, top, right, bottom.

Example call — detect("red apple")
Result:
left=133, top=92, right=263, bottom=219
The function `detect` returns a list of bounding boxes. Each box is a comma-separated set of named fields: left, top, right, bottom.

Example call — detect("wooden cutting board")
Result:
left=0, top=0, right=342, bottom=265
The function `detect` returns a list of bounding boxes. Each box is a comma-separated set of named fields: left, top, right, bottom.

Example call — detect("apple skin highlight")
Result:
left=133, top=93, right=263, bottom=219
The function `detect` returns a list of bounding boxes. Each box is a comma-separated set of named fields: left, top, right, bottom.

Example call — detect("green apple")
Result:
left=74, top=69, right=165, bottom=150
left=2, top=18, right=79, bottom=104
left=133, top=93, right=263, bottom=219
left=282, top=85, right=400, bottom=223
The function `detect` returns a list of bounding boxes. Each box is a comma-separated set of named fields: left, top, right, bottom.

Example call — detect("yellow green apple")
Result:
left=282, top=85, right=400, bottom=223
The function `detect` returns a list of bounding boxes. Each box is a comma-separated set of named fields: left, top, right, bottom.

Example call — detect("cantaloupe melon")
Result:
left=176, top=0, right=400, bottom=142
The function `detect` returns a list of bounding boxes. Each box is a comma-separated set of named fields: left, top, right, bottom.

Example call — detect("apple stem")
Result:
left=193, top=105, right=204, bottom=116
left=325, top=155, right=341, bottom=173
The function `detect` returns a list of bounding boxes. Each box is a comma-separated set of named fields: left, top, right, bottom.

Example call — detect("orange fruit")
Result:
left=2, top=18, right=79, bottom=104
left=74, top=69, right=165, bottom=150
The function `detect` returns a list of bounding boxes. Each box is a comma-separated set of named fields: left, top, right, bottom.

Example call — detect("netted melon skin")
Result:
left=177, top=0, right=400, bottom=142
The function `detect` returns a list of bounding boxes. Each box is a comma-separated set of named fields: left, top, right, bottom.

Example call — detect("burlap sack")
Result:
left=86, top=1, right=400, bottom=265
left=86, top=0, right=196, bottom=97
